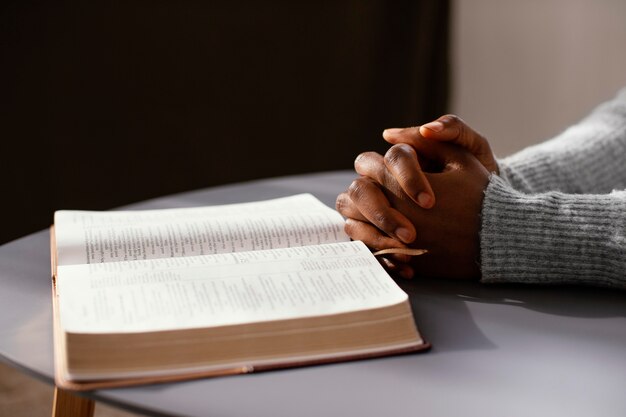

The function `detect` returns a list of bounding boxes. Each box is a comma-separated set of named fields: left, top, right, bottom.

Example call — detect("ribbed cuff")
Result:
left=480, top=175, right=626, bottom=289
left=497, top=154, right=562, bottom=194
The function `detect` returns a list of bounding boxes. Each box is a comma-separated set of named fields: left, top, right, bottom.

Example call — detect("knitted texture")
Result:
left=481, top=177, right=626, bottom=288
left=480, top=89, right=626, bottom=288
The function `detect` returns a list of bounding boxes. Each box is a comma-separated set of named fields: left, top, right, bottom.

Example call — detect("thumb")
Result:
left=419, top=115, right=498, bottom=173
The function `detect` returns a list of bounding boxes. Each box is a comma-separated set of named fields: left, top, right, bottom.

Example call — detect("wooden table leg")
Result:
left=52, top=387, right=95, bottom=417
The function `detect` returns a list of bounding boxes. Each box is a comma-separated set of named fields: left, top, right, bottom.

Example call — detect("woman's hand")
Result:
left=381, top=114, right=498, bottom=208
left=336, top=138, right=490, bottom=280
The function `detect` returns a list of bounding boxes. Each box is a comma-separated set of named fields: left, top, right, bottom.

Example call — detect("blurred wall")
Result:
left=451, top=0, right=626, bottom=157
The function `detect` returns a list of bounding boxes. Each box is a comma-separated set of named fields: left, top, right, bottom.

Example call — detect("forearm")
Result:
left=497, top=89, right=626, bottom=194
left=480, top=176, right=626, bottom=289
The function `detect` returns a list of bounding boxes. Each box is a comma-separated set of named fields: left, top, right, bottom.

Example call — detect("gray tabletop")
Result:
left=1, top=171, right=625, bottom=417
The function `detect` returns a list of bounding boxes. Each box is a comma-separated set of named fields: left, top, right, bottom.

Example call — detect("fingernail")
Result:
left=395, top=227, right=413, bottom=243
left=383, top=128, right=403, bottom=135
left=417, top=192, right=433, bottom=208
left=421, top=121, right=444, bottom=132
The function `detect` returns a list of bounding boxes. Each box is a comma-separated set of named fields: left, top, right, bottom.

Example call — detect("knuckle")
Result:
left=343, top=221, right=355, bottom=236
left=373, top=211, right=395, bottom=232
left=442, top=114, right=462, bottom=124
left=384, top=146, right=404, bottom=166
left=373, top=233, right=393, bottom=251
left=354, top=153, right=366, bottom=167
left=347, top=178, right=370, bottom=200
left=335, top=194, right=347, bottom=213
left=384, top=145, right=420, bottom=187
left=354, top=151, right=377, bottom=169
left=458, top=123, right=467, bottom=142
left=343, top=219, right=361, bottom=239
left=442, top=114, right=469, bottom=144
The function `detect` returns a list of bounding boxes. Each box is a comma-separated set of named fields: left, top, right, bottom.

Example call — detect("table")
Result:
left=1, top=171, right=625, bottom=417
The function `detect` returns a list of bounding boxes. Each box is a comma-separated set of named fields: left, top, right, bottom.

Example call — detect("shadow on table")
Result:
left=400, top=278, right=626, bottom=354
left=410, top=278, right=626, bottom=318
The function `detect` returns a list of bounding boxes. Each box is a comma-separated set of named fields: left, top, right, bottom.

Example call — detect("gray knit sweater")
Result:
left=480, top=89, right=626, bottom=289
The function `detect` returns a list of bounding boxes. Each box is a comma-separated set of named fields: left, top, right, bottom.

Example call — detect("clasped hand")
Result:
left=336, top=115, right=497, bottom=280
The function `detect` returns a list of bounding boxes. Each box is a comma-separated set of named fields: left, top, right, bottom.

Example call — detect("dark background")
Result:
left=1, top=0, right=449, bottom=244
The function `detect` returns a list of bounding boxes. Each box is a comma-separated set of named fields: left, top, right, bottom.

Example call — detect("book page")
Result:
left=56, top=241, right=408, bottom=333
left=54, top=194, right=348, bottom=266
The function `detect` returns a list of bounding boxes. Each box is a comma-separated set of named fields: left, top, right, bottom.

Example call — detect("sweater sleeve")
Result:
left=480, top=88, right=626, bottom=289
left=497, top=88, right=626, bottom=194
left=480, top=176, right=626, bottom=289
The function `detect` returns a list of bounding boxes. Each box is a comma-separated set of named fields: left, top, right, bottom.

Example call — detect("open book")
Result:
left=51, top=194, right=428, bottom=390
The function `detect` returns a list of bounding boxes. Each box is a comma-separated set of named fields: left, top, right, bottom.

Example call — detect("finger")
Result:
left=355, top=151, right=433, bottom=205
left=353, top=151, right=386, bottom=183
left=347, top=176, right=416, bottom=244
left=338, top=193, right=429, bottom=255
left=335, top=192, right=368, bottom=222
left=337, top=192, right=414, bottom=260
left=419, top=114, right=498, bottom=173
left=383, top=128, right=456, bottom=165
left=344, top=218, right=406, bottom=251
left=382, top=126, right=423, bottom=149
left=383, top=144, right=435, bottom=209
left=382, top=136, right=460, bottom=171
left=379, top=256, right=414, bottom=280
left=344, top=218, right=409, bottom=255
